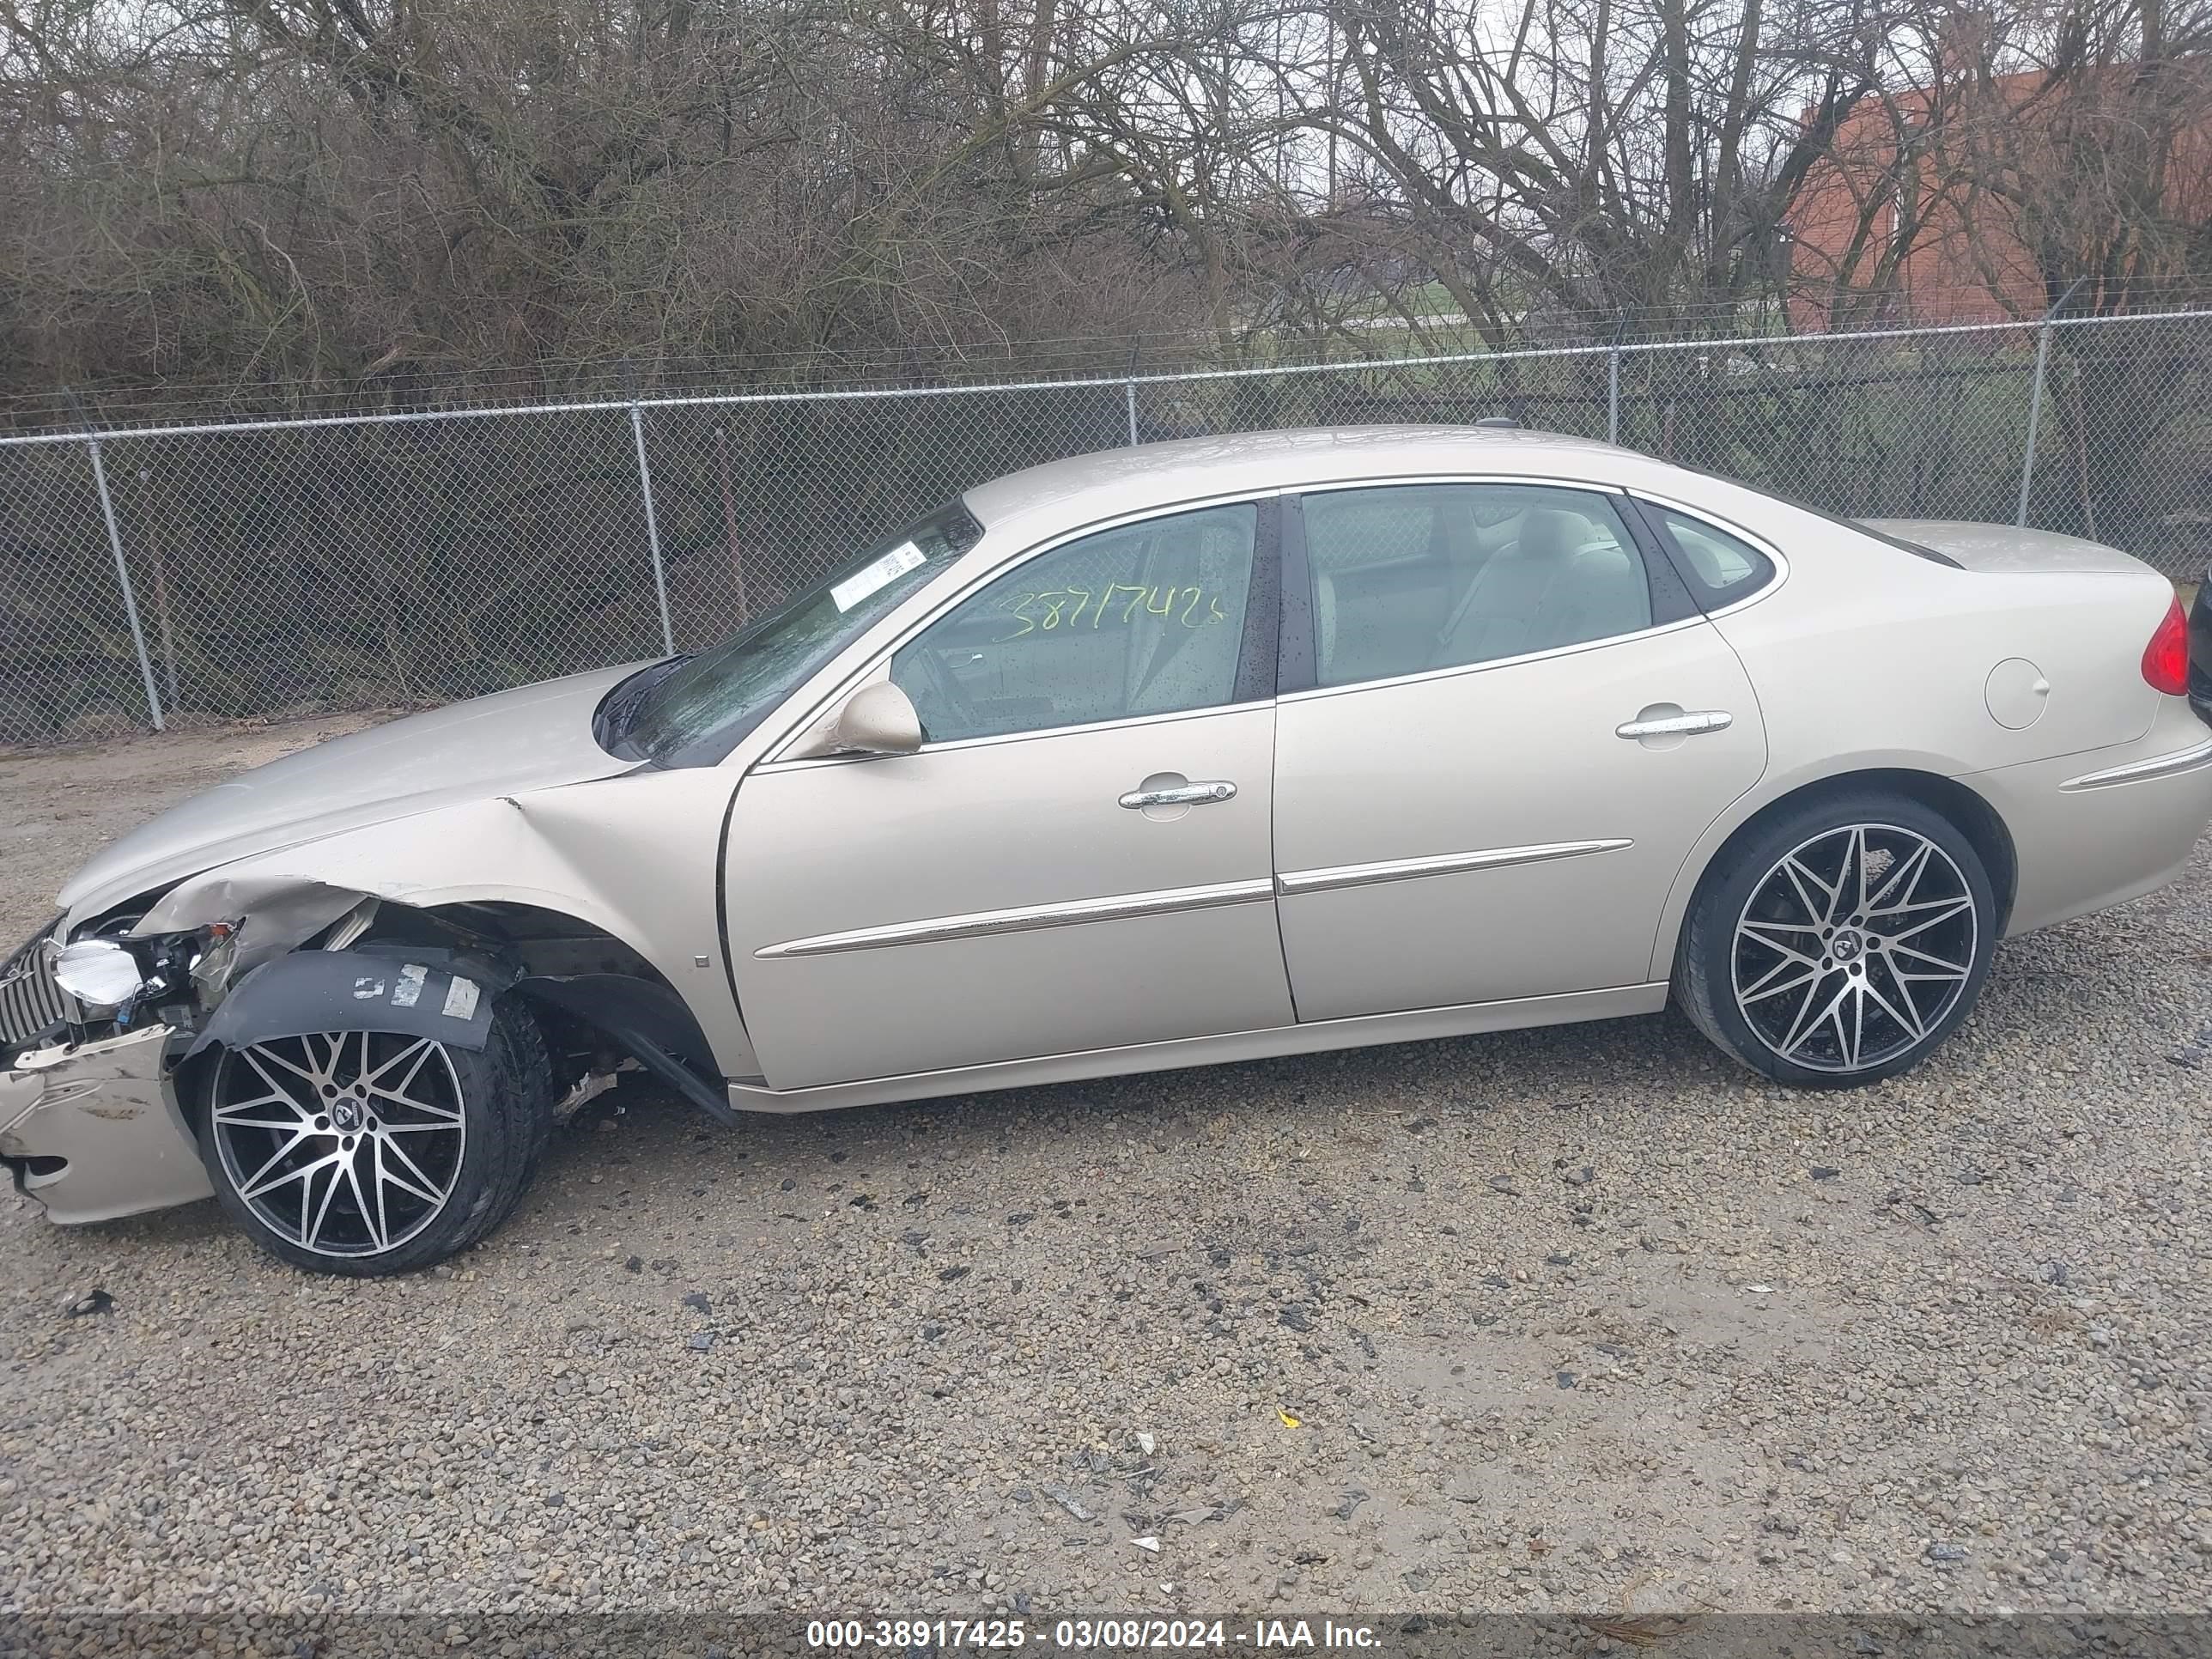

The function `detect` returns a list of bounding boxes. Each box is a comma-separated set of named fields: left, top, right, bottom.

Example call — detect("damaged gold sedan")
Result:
left=7, top=428, right=2210, bottom=1273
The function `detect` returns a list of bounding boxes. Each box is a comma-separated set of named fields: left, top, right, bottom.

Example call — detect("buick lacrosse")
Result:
left=5, top=426, right=2209, bottom=1273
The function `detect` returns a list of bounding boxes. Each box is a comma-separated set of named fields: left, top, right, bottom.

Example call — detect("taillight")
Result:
left=2143, top=592, right=2190, bottom=695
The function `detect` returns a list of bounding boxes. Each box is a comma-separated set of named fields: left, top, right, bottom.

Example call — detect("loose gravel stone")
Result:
left=2, top=716, right=2209, bottom=1619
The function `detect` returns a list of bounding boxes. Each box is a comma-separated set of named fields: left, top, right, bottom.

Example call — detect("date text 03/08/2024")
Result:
left=805, top=1620, right=1382, bottom=1651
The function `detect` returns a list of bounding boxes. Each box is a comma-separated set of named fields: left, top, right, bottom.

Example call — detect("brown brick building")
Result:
left=1786, top=54, right=2212, bottom=322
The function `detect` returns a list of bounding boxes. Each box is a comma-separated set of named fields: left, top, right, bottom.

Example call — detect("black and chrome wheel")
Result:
left=1676, top=793, right=1997, bottom=1088
left=198, top=1000, right=553, bottom=1275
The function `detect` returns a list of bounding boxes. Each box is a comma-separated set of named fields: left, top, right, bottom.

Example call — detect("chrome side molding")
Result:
left=2059, top=735, right=2212, bottom=792
left=755, top=877, right=1276, bottom=958
left=1275, top=837, right=1632, bottom=896
left=759, top=838, right=1637, bottom=957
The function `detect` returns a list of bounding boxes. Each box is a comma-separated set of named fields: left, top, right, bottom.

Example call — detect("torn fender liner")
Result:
left=187, top=946, right=513, bottom=1060
left=517, top=974, right=738, bottom=1127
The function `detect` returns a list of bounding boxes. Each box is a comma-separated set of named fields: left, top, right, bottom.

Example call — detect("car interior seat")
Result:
left=1433, top=505, right=1648, bottom=667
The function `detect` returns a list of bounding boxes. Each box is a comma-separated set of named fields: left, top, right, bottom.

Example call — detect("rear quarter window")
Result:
left=1643, top=505, right=1776, bottom=609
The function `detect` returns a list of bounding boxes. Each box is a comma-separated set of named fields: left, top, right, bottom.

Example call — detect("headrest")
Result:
left=1518, top=507, right=1589, bottom=562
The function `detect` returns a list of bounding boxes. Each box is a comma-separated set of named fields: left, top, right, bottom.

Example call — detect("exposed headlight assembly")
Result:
left=51, top=938, right=151, bottom=1010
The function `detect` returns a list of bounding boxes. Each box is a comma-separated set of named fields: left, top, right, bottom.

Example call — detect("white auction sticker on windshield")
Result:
left=830, top=541, right=927, bottom=612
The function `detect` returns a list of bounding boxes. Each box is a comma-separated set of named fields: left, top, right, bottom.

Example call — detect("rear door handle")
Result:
left=1616, top=710, right=1732, bottom=739
left=1120, top=780, right=1237, bottom=809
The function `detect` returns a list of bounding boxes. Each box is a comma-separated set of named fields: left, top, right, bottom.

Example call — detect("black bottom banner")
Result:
left=4, top=1613, right=2210, bottom=1659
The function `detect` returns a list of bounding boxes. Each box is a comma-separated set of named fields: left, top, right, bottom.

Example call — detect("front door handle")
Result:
left=1120, top=779, right=1237, bottom=810
left=1616, top=709, right=1733, bottom=739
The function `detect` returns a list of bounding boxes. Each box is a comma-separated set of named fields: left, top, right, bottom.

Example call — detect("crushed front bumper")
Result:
left=0, top=1024, right=213, bottom=1223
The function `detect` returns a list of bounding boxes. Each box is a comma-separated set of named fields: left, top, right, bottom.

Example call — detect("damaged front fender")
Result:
left=130, top=884, right=362, bottom=1000
left=128, top=877, right=368, bottom=1006
left=91, top=775, right=756, bottom=1079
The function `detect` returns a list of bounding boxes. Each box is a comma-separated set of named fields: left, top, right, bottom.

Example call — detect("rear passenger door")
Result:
left=1271, top=481, right=1770, bottom=1021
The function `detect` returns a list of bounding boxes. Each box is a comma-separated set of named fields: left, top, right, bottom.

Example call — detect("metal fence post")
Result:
left=84, top=435, right=166, bottom=732
left=1607, top=313, right=1626, bottom=446
left=1124, top=348, right=1140, bottom=447
left=2016, top=279, right=2086, bottom=527
left=629, top=404, right=677, bottom=657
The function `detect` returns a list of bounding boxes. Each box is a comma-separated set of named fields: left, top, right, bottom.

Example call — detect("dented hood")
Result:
left=59, top=664, right=644, bottom=917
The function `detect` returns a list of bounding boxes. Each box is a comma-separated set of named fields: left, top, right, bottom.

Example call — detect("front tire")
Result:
left=198, top=998, right=553, bottom=1275
left=1675, top=792, right=1997, bottom=1088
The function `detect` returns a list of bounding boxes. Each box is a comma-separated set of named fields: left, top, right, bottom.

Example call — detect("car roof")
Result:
left=961, top=424, right=1650, bottom=532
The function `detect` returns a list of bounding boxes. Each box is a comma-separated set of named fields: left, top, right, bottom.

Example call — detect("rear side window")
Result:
left=1644, top=506, right=1775, bottom=608
left=1299, top=483, right=1656, bottom=688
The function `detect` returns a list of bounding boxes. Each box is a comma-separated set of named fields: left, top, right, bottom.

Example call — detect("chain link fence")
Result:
left=3, top=308, right=2209, bottom=744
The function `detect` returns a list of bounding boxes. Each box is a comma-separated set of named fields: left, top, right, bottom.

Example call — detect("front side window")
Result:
left=1302, top=483, right=1653, bottom=688
left=892, top=503, right=1257, bottom=744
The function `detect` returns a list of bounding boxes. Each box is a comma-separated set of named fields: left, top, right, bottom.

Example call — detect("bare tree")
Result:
left=1, top=0, right=2204, bottom=420
left=1305, top=0, right=1926, bottom=337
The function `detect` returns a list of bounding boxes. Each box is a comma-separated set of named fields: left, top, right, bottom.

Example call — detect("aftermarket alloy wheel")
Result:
left=198, top=999, right=553, bottom=1275
left=1676, top=793, right=1997, bottom=1087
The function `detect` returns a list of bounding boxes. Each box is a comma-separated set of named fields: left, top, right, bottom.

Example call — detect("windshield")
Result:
left=608, top=501, right=984, bottom=765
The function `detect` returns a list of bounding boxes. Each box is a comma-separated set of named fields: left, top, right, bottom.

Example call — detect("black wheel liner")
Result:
left=186, top=945, right=736, bottom=1127
left=185, top=945, right=507, bottom=1060
left=512, top=973, right=738, bottom=1126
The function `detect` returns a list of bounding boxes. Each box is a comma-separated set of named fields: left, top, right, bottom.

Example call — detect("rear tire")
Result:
left=1675, top=792, right=1996, bottom=1088
left=198, top=996, right=554, bottom=1275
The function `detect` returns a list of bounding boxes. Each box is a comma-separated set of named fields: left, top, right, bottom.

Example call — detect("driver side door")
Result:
left=722, top=500, right=1292, bottom=1091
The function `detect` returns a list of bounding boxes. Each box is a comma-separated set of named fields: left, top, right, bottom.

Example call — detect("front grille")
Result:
left=0, top=921, right=69, bottom=1052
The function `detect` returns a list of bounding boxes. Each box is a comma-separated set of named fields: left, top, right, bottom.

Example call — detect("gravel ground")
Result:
left=1, top=716, right=2209, bottom=1625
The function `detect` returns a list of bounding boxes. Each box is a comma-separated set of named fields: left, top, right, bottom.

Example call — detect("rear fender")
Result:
left=1642, top=748, right=1995, bottom=981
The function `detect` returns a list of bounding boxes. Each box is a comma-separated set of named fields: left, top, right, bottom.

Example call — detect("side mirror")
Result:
left=828, top=681, right=923, bottom=757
